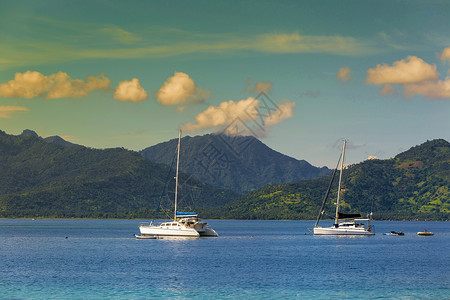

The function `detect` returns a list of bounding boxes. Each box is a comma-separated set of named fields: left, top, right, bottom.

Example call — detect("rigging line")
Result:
left=314, top=152, right=342, bottom=228
left=369, top=196, right=375, bottom=219
left=151, top=148, right=177, bottom=224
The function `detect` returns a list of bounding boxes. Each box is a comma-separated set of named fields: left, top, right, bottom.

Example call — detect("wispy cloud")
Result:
left=0, top=106, right=29, bottom=118
left=0, top=17, right=376, bottom=70
left=99, top=26, right=142, bottom=44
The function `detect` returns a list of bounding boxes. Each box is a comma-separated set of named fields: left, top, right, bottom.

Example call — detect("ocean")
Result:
left=0, top=219, right=449, bottom=299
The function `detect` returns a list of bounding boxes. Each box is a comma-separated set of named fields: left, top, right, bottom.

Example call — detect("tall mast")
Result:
left=334, top=140, right=346, bottom=224
left=174, top=129, right=181, bottom=221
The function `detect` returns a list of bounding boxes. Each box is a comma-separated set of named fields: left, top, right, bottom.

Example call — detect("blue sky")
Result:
left=0, top=0, right=449, bottom=167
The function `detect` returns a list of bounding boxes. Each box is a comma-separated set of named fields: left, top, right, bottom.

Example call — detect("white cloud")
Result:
left=156, top=72, right=210, bottom=106
left=0, top=71, right=51, bottom=98
left=264, top=101, right=296, bottom=126
left=403, top=76, right=450, bottom=99
left=182, top=97, right=259, bottom=132
left=0, top=105, right=29, bottom=118
left=114, top=78, right=148, bottom=102
left=337, top=67, right=351, bottom=81
left=181, top=97, right=295, bottom=134
left=366, top=55, right=450, bottom=99
left=0, top=71, right=111, bottom=99
left=440, top=47, right=450, bottom=63
left=46, top=72, right=111, bottom=99
left=366, top=56, right=438, bottom=85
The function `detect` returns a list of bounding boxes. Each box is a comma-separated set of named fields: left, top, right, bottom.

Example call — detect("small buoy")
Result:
left=65, top=236, right=68, bottom=239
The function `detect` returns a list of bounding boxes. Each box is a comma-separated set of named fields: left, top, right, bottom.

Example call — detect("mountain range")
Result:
left=0, top=129, right=448, bottom=220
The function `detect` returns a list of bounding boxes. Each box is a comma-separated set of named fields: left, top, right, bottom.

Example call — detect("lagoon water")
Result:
left=0, top=219, right=449, bottom=299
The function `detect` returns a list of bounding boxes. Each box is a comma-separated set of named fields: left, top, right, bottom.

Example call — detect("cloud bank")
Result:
left=0, top=71, right=111, bottom=99
left=156, top=72, right=210, bottom=106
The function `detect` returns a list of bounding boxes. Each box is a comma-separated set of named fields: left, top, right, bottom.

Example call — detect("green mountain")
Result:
left=141, top=134, right=331, bottom=193
left=203, top=139, right=450, bottom=221
left=0, top=130, right=236, bottom=218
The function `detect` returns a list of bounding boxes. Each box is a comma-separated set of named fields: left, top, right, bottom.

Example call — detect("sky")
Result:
left=0, top=0, right=449, bottom=168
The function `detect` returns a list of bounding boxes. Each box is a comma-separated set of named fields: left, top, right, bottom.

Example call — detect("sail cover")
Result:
left=176, top=211, right=197, bottom=216
left=338, top=212, right=361, bottom=219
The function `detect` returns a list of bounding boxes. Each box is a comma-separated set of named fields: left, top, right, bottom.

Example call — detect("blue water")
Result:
left=0, top=219, right=449, bottom=299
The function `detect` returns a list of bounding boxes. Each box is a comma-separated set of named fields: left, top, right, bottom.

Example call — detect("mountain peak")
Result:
left=141, top=133, right=330, bottom=193
left=20, top=129, right=40, bottom=138
left=395, top=138, right=450, bottom=161
left=17, top=129, right=78, bottom=147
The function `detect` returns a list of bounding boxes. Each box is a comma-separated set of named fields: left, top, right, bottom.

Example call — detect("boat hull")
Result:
left=417, top=231, right=434, bottom=236
left=198, top=227, right=218, bottom=237
left=314, top=227, right=375, bottom=235
left=139, top=225, right=200, bottom=237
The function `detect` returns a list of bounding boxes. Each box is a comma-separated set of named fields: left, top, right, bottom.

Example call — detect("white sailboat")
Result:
left=314, top=140, right=374, bottom=235
left=137, top=130, right=218, bottom=238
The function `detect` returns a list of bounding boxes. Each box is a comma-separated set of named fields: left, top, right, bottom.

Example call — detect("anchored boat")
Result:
left=137, top=130, right=218, bottom=238
left=313, top=140, right=375, bottom=235
left=417, top=230, right=434, bottom=236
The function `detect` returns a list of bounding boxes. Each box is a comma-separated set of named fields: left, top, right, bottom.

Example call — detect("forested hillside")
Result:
left=0, top=130, right=236, bottom=218
left=203, top=139, right=450, bottom=220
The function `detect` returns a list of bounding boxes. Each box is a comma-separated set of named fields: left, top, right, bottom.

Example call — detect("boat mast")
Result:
left=314, top=154, right=341, bottom=228
left=334, top=140, right=346, bottom=225
left=174, top=129, right=181, bottom=221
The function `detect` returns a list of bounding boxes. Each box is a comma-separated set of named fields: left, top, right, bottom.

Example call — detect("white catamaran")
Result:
left=314, top=140, right=374, bottom=235
left=137, top=130, right=218, bottom=238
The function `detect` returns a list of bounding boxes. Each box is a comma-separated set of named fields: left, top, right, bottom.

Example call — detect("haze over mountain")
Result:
left=204, top=139, right=450, bottom=221
left=140, top=134, right=331, bottom=193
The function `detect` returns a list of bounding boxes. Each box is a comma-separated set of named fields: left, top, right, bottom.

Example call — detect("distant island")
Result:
left=0, top=129, right=448, bottom=221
